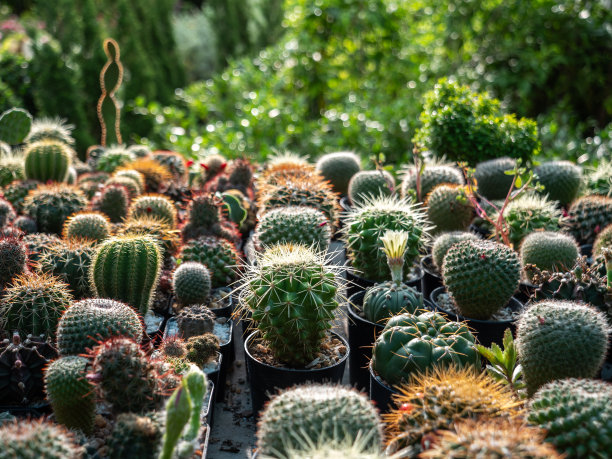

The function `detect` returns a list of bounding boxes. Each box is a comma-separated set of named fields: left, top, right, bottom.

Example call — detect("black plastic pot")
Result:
left=429, top=287, right=523, bottom=348
left=369, top=362, right=398, bottom=414
left=420, top=255, right=442, bottom=299
left=209, top=288, right=234, bottom=318
left=203, top=352, right=222, bottom=402
left=200, top=424, right=211, bottom=458
left=216, top=321, right=233, bottom=402
left=244, top=331, right=349, bottom=415
left=346, top=266, right=424, bottom=299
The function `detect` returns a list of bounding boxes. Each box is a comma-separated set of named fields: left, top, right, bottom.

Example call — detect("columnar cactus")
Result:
left=90, top=235, right=162, bottom=315
left=565, top=195, right=612, bottom=245
left=172, top=262, right=211, bottom=306
left=431, top=231, right=480, bottom=270
left=129, top=194, right=177, bottom=227
left=425, top=184, right=474, bottom=233
left=473, top=157, right=516, bottom=200
left=519, top=231, right=579, bottom=280
left=0, top=419, right=83, bottom=459
left=179, top=236, right=240, bottom=288
left=63, top=211, right=111, bottom=243
left=348, top=170, right=395, bottom=205
left=23, top=184, right=88, bottom=234
left=24, top=140, right=72, bottom=183
left=315, top=151, right=361, bottom=195
left=534, top=160, right=581, bottom=206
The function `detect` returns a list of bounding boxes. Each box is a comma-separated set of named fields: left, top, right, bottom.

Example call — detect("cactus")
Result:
left=199, top=153, right=228, bottom=183
left=528, top=378, right=612, bottom=458
left=176, top=304, right=216, bottom=339
left=0, top=107, right=32, bottom=145
left=38, top=239, right=97, bottom=300
left=257, top=384, right=382, bottom=458
left=0, top=197, right=16, bottom=228
left=13, top=216, right=37, bottom=234
left=63, top=211, right=111, bottom=243
left=95, top=146, right=135, bottom=173
left=371, top=311, right=480, bottom=386
left=315, top=151, right=361, bottom=196
left=516, top=300, right=609, bottom=396
left=23, top=232, right=61, bottom=263
left=23, top=184, right=88, bottom=234
left=564, top=195, right=612, bottom=245
left=583, top=160, right=612, bottom=197
left=534, top=160, right=581, bottom=206
left=129, top=194, right=177, bottom=227
left=2, top=179, right=39, bottom=213
left=254, top=206, right=331, bottom=251
left=104, top=174, right=142, bottom=198
left=348, top=170, right=394, bottom=205
left=442, top=239, right=521, bottom=320
left=431, top=231, right=480, bottom=270
left=0, top=153, right=25, bottom=187
left=114, top=168, right=145, bottom=190
left=108, top=412, right=163, bottom=459
left=185, top=333, right=220, bottom=366
left=401, top=163, right=464, bottom=201
left=160, top=336, right=188, bottom=359
left=240, top=244, right=342, bottom=366
left=23, top=140, right=72, bottom=182
left=363, top=231, right=424, bottom=323
left=118, top=158, right=173, bottom=193
left=425, top=184, right=474, bottom=233
left=90, top=235, right=162, bottom=315
left=159, top=382, right=192, bottom=459
left=91, top=183, right=130, bottom=223
left=128, top=144, right=152, bottom=158
left=281, top=442, right=385, bottom=459
left=172, top=262, right=211, bottom=306
left=153, top=150, right=188, bottom=183
left=25, top=117, right=75, bottom=146
left=343, top=195, right=430, bottom=282
left=180, top=192, right=240, bottom=243
left=0, top=419, right=83, bottom=458
left=77, top=171, right=108, bottom=198
left=593, top=223, right=612, bottom=257
left=0, top=273, right=73, bottom=339
left=420, top=418, right=561, bottom=459
left=44, top=356, right=95, bottom=434
left=56, top=298, right=143, bottom=356
left=0, top=235, right=26, bottom=288
left=179, top=236, right=240, bottom=288
left=117, top=215, right=180, bottom=259
left=473, top=157, right=517, bottom=200
left=519, top=231, right=579, bottom=280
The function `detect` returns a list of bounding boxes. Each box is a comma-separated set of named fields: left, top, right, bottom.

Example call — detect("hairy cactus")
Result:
left=240, top=244, right=342, bottom=366
left=63, top=211, right=111, bottom=243
left=185, top=333, right=219, bottom=366
left=108, top=412, right=163, bottom=459
left=1, top=273, right=72, bottom=338
left=159, top=336, right=187, bottom=359
left=425, top=184, right=474, bottom=233
left=26, top=117, right=74, bottom=146
left=77, top=171, right=108, bottom=198
left=583, top=160, right=612, bottom=197
left=348, top=170, right=394, bottom=205
left=519, top=231, right=579, bottom=280
left=0, top=153, right=25, bottom=188
left=254, top=206, right=331, bottom=251
left=199, top=153, right=228, bottom=183
left=0, top=107, right=32, bottom=145
left=442, top=239, right=521, bottom=319
left=0, top=235, right=26, bottom=288
left=172, top=262, right=211, bottom=306
left=565, top=195, right=612, bottom=245
left=118, top=158, right=172, bottom=193
left=90, top=183, right=130, bottom=223
left=44, top=356, right=95, bottom=434
left=179, top=236, right=240, bottom=288
left=528, top=378, right=612, bottom=458
left=401, top=163, right=464, bottom=201
left=2, top=179, right=39, bottom=213
left=23, top=184, right=88, bottom=234
left=56, top=298, right=143, bottom=356
left=0, top=419, right=83, bottom=459
left=315, top=151, right=361, bottom=195
left=534, top=160, right=581, bottom=206
left=180, top=192, right=240, bottom=243
left=114, top=168, right=145, bottom=190
left=95, top=146, right=135, bottom=173
left=176, top=304, right=216, bottom=339
left=117, top=215, right=180, bottom=259
left=90, top=235, right=162, bottom=315
left=516, top=300, right=609, bottom=395
left=257, top=384, right=382, bottom=458
left=473, top=157, right=516, bottom=200
left=129, top=194, right=177, bottom=227
left=24, top=140, right=72, bottom=182
left=0, top=198, right=16, bottom=228
left=372, top=311, right=479, bottom=385
left=431, top=231, right=480, bottom=270
left=343, top=195, right=429, bottom=282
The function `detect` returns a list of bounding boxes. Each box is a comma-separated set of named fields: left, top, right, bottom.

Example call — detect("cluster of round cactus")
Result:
left=179, top=235, right=240, bottom=288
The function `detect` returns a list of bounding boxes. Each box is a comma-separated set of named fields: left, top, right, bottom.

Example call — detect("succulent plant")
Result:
left=473, top=157, right=516, bottom=200
left=62, top=211, right=111, bottom=243
left=583, top=159, right=612, bottom=197
left=425, top=184, right=474, bottom=233
left=516, top=300, right=609, bottom=396
left=104, top=175, right=142, bottom=198
left=528, top=378, right=612, bottom=458
left=56, top=298, right=143, bottom=356
left=185, top=333, right=220, bottom=366
left=343, top=195, right=429, bottom=282
left=180, top=192, right=240, bottom=243
left=23, top=232, right=60, bottom=263
left=315, top=151, right=361, bottom=195
left=179, top=235, right=240, bottom=288
left=90, top=235, right=162, bottom=315
left=280, top=441, right=385, bottom=459
left=401, top=163, right=464, bottom=201
left=199, top=153, right=228, bottom=183
left=153, top=150, right=188, bottom=183
left=430, top=231, right=480, bottom=270
left=519, top=231, right=579, bottom=280
left=25, top=117, right=75, bottom=146
left=172, top=261, right=212, bottom=307
left=254, top=206, right=331, bottom=251
left=0, top=419, right=83, bottom=459
left=0, top=198, right=16, bottom=228
left=0, top=107, right=32, bottom=145
left=95, top=146, right=136, bottom=173
left=240, top=244, right=342, bottom=366
left=348, top=170, right=395, bottom=205
left=108, top=412, right=163, bottom=459
left=13, top=215, right=37, bottom=234
left=371, top=311, right=480, bottom=386
left=129, top=194, right=177, bottom=227
left=176, top=304, right=216, bottom=339
left=44, top=355, right=95, bottom=434
left=118, top=158, right=173, bottom=192
left=90, top=183, right=130, bottom=223
left=565, top=194, right=612, bottom=245
left=2, top=179, right=39, bottom=213
left=76, top=171, right=108, bottom=198
left=0, top=235, right=26, bottom=288
left=0, top=153, right=25, bottom=187
left=257, top=384, right=382, bottom=458
left=593, top=223, right=612, bottom=258
left=23, top=140, right=72, bottom=183
left=117, top=215, right=180, bottom=260
left=534, top=160, right=581, bottom=206
left=23, top=184, right=88, bottom=234
left=114, top=168, right=145, bottom=189
left=0, top=273, right=73, bottom=339
left=159, top=336, right=188, bottom=359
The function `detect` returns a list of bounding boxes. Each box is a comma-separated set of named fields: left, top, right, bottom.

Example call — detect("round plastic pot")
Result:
left=369, top=362, right=398, bottom=414
left=420, top=254, right=442, bottom=299
left=346, top=266, right=423, bottom=299
left=216, top=321, right=233, bottom=402
left=244, top=331, right=349, bottom=415
left=429, top=286, right=523, bottom=348
left=203, top=352, right=222, bottom=405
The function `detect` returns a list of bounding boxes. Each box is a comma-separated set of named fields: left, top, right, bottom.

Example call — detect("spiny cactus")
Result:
left=104, top=175, right=141, bottom=198
left=90, top=183, right=130, bottom=223
left=44, top=356, right=95, bottom=434
left=2, top=179, right=39, bottom=213
left=56, top=298, right=143, bottom=356
left=179, top=235, right=240, bottom=288
left=425, top=184, right=474, bottom=233
left=153, top=150, right=188, bottom=183
left=185, top=333, right=220, bottom=366
left=0, top=197, right=16, bottom=228
left=372, top=311, right=480, bottom=386
left=565, top=194, right=612, bottom=245
left=114, top=168, right=145, bottom=190
left=23, top=140, right=72, bottom=183
left=118, top=158, right=172, bottom=193
left=473, top=157, right=516, bottom=200
left=13, top=215, right=37, bottom=234
left=0, top=235, right=26, bottom=288
left=516, top=300, right=609, bottom=396
left=23, top=184, right=88, bottom=234
left=0, top=273, right=72, bottom=339
left=442, top=239, right=521, bottom=320
left=23, top=232, right=61, bottom=263
left=172, top=261, right=211, bottom=306
left=348, top=170, right=395, bottom=205
left=117, top=215, right=180, bottom=259
left=129, top=194, right=177, bottom=227
left=343, top=195, right=430, bottom=282
left=314, top=152, right=361, bottom=196
left=95, top=146, right=135, bottom=173
left=0, top=153, right=26, bottom=189
left=180, top=192, right=240, bottom=243
left=77, top=171, right=108, bottom=198
left=25, top=117, right=75, bottom=146
left=90, top=235, right=162, bottom=315
left=0, top=419, right=83, bottom=459
left=63, top=211, right=111, bottom=243
left=176, top=304, right=216, bottom=339
left=257, top=384, right=382, bottom=458
left=159, top=336, right=188, bottom=359
left=280, top=440, right=385, bottom=459
left=0, top=107, right=32, bottom=145
left=199, top=153, right=228, bottom=183
left=534, top=160, right=581, bottom=206
left=519, top=231, right=579, bottom=281
left=240, top=244, right=342, bottom=366
left=431, top=231, right=480, bottom=270
left=593, top=223, right=612, bottom=258
left=583, top=160, right=612, bottom=197
left=401, top=163, right=464, bottom=201
left=108, top=412, right=163, bottom=459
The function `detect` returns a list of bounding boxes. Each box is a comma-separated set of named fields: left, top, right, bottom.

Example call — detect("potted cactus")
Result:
left=237, top=243, right=349, bottom=414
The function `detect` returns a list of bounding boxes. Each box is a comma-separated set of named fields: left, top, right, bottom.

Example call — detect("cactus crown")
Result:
left=25, top=117, right=75, bottom=145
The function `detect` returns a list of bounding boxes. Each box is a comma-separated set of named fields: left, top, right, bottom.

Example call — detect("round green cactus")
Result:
left=442, top=239, right=520, bottom=320
left=0, top=235, right=26, bottom=287
left=0, top=107, right=32, bottom=145
left=528, top=378, right=612, bottom=458
left=104, top=175, right=142, bottom=198
left=56, top=298, right=143, bottom=356
left=348, top=170, right=394, bottom=205
left=519, top=231, right=579, bottom=280
left=257, top=384, right=382, bottom=458
left=129, top=194, right=177, bottom=227
left=95, top=146, right=136, bottom=173
left=90, top=235, right=162, bottom=315
left=44, top=356, right=95, bottom=434
left=0, top=198, right=16, bottom=228
left=23, top=184, right=88, bottom=234
left=425, top=184, right=474, bottom=233
left=179, top=235, right=240, bottom=288
left=583, top=160, right=612, bottom=197
left=566, top=195, right=612, bottom=245
left=2, top=179, right=39, bottom=213
left=172, top=261, right=211, bottom=306
left=62, top=211, right=111, bottom=243
left=13, top=216, right=37, bottom=234
left=0, top=419, right=82, bottom=459
left=91, top=183, right=130, bottom=223
left=108, top=413, right=163, bottom=459
left=534, top=160, right=581, bottom=206
left=401, top=163, right=464, bottom=201
left=25, top=117, right=75, bottom=146
left=315, top=151, right=361, bottom=196
left=23, top=140, right=72, bottom=183
left=431, top=231, right=480, bottom=270
left=117, top=215, right=180, bottom=260
left=473, top=157, right=516, bottom=200
left=180, top=192, right=240, bottom=243
left=516, top=300, right=609, bottom=396
left=254, top=206, right=331, bottom=251
left=114, top=168, right=145, bottom=190
left=371, top=311, right=480, bottom=386
left=240, top=244, right=342, bottom=366
left=593, top=223, right=612, bottom=257
left=185, top=333, right=220, bottom=366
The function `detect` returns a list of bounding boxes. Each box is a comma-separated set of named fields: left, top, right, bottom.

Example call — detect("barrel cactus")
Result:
left=23, top=140, right=72, bottom=183
left=516, top=300, right=609, bottom=396
left=119, top=158, right=173, bottom=193
left=13, top=216, right=37, bottom=234
left=23, top=232, right=61, bottom=263
left=129, top=194, right=177, bottom=227
left=0, top=235, right=26, bottom=288
left=95, top=146, right=135, bottom=173
left=23, top=184, right=88, bottom=234
left=90, top=183, right=130, bottom=223
left=315, top=151, right=361, bottom=195
left=172, top=262, right=211, bottom=306
left=534, top=160, right=581, bottom=206
left=372, top=311, right=480, bottom=386
left=2, top=179, right=39, bottom=213
left=108, top=413, right=163, bottom=459
left=0, top=198, right=16, bottom=228
left=431, top=231, right=480, bottom=270
left=565, top=195, right=612, bottom=245
left=104, top=175, right=142, bottom=198
left=348, top=170, right=395, bottom=205
left=180, top=192, right=240, bottom=243
left=63, top=211, right=111, bottom=243
left=179, top=236, right=240, bottom=288
left=0, top=419, right=83, bottom=459
left=519, top=231, right=579, bottom=280
left=118, top=215, right=180, bottom=260
left=442, top=239, right=521, bottom=320
left=425, top=184, right=474, bottom=233
left=401, top=163, right=464, bottom=201
left=473, top=157, right=516, bottom=200
left=114, top=168, right=145, bottom=190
